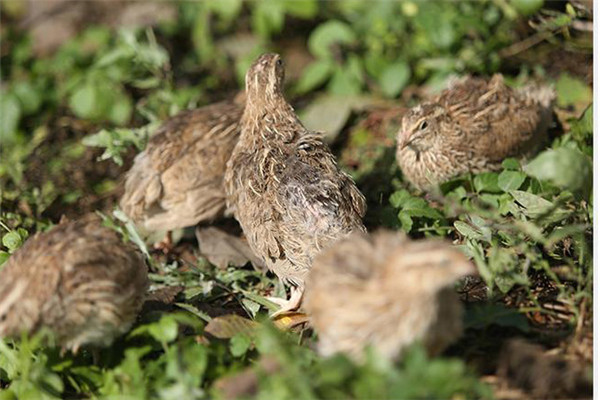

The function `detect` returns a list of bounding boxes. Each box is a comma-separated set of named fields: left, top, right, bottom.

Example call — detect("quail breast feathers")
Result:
left=396, top=74, right=555, bottom=190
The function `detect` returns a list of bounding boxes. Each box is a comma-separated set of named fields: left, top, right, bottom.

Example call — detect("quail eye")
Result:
left=419, top=120, right=429, bottom=131
left=276, top=59, right=283, bottom=67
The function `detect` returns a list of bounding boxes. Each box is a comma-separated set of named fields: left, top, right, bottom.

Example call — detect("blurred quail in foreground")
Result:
left=396, top=74, right=555, bottom=190
left=120, top=94, right=244, bottom=248
left=0, top=215, right=148, bottom=353
left=225, top=53, right=366, bottom=314
left=304, top=230, right=475, bottom=362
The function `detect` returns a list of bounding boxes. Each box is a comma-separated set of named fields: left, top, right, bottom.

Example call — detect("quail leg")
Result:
left=268, top=286, right=304, bottom=317
left=153, top=231, right=173, bottom=254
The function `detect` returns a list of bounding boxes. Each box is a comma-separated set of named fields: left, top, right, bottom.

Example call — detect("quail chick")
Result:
left=396, top=74, right=555, bottom=190
left=224, top=53, right=366, bottom=314
left=304, top=230, right=475, bottom=362
left=0, top=215, right=148, bottom=353
left=120, top=93, right=244, bottom=247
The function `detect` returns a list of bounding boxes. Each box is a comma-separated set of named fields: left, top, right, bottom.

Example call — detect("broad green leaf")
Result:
left=510, top=190, right=568, bottom=221
left=69, top=82, right=100, bottom=120
left=230, top=333, right=252, bottom=357
left=501, top=158, right=521, bottom=171
left=308, top=20, right=356, bottom=59
left=284, top=0, right=317, bottom=18
left=327, top=66, right=362, bottom=95
left=295, top=60, right=333, bottom=94
left=379, top=62, right=411, bottom=98
left=0, top=92, right=21, bottom=143
left=555, top=73, right=592, bottom=108
left=473, top=172, right=501, bottom=193
left=511, top=0, right=544, bottom=16
left=524, top=147, right=592, bottom=195
left=108, top=92, right=133, bottom=126
left=497, top=170, right=526, bottom=192
left=12, top=81, right=42, bottom=115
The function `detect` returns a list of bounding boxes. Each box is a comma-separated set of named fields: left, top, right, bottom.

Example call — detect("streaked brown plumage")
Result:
left=120, top=94, right=244, bottom=233
left=224, top=53, right=366, bottom=313
left=304, top=230, right=475, bottom=362
left=396, top=74, right=555, bottom=190
left=0, top=215, right=148, bottom=353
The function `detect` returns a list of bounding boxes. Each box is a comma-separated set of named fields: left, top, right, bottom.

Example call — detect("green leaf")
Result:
left=327, top=66, right=362, bottom=95
left=108, top=92, right=133, bottom=126
left=510, top=190, right=568, bottom=221
left=252, top=0, right=285, bottom=38
left=570, top=104, right=592, bottom=142
left=555, top=73, right=592, bottom=108
left=511, top=0, right=544, bottom=16
left=379, top=61, right=411, bottom=98
left=69, top=82, right=99, bottom=120
left=0, top=251, right=9, bottom=266
left=230, top=333, right=252, bottom=357
left=501, top=158, right=521, bottom=171
left=0, top=92, right=21, bottom=143
left=295, top=60, right=333, bottom=94
left=497, top=170, right=526, bottom=192
left=13, top=81, right=42, bottom=115
left=2, top=230, right=26, bottom=252
left=524, top=147, right=592, bottom=195
left=308, top=20, right=356, bottom=59
left=473, top=172, right=501, bottom=193
left=284, top=0, right=317, bottom=18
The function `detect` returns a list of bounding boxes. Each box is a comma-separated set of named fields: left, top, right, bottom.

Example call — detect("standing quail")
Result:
left=396, top=74, right=555, bottom=190
left=0, top=215, right=148, bottom=353
left=304, top=230, right=475, bottom=362
left=120, top=93, right=244, bottom=248
left=224, top=53, right=366, bottom=314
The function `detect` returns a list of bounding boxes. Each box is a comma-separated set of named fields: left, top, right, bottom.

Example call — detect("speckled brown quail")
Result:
left=120, top=94, right=244, bottom=244
left=224, top=53, right=366, bottom=314
left=304, top=230, right=475, bottom=363
left=0, top=215, right=148, bottom=353
left=396, top=74, right=555, bottom=190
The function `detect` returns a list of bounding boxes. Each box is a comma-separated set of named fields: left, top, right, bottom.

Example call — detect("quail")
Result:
left=120, top=93, right=244, bottom=248
left=0, top=215, right=148, bottom=353
left=304, top=230, right=475, bottom=362
left=396, top=74, right=555, bottom=190
left=224, top=53, right=366, bottom=314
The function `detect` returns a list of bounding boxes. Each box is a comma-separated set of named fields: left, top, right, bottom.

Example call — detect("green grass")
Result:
left=0, top=1, right=592, bottom=399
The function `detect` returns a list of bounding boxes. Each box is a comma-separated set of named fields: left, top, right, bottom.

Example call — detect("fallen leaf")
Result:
left=204, top=314, right=258, bottom=339
left=196, top=226, right=265, bottom=270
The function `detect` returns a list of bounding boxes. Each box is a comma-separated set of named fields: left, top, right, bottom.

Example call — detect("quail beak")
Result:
left=397, top=132, right=413, bottom=150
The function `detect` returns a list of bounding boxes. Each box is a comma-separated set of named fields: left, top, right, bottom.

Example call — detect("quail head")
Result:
left=304, top=230, right=475, bottom=363
left=396, top=74, right=555, bottom=190
left=0, top=215, right=148, bottom=353
left=120, top=93, right=244, bottom=246
left=224, top=53, right=366, bottom=314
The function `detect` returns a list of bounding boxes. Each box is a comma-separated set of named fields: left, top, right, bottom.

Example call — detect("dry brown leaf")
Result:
left=204, top=314, right=258, bottom=339
left=272, top=312, right=310, bottom=330
left=196, top=226, right=265, bottom=270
